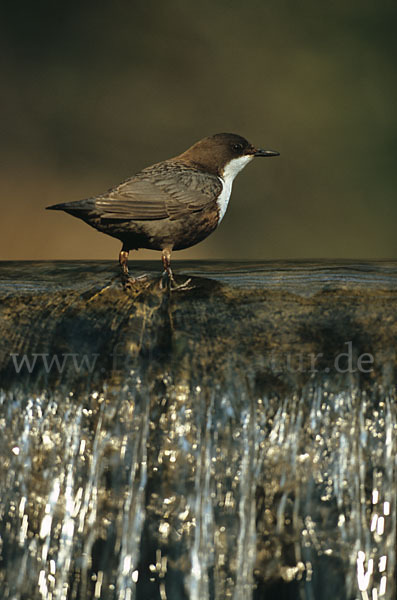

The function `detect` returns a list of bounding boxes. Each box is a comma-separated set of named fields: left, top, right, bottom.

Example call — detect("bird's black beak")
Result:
left=253, top=148, right=280, bottom=157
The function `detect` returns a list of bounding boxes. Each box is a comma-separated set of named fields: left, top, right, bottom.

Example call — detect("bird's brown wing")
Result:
left=95, top=162, right=222, bottom=222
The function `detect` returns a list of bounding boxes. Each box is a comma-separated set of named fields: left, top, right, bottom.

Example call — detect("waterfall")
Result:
left=0, top=260, right=396, bottom=600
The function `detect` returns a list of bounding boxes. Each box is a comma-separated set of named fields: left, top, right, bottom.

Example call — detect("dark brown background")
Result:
left=1, top=0, right=396, bottom=261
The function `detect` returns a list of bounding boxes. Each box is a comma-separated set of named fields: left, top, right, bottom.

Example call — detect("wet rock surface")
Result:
left=0, top=260, right=396, bottom=599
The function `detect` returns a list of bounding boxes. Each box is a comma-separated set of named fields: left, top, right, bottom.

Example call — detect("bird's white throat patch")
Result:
left=217, top=155, right=253, bottom=223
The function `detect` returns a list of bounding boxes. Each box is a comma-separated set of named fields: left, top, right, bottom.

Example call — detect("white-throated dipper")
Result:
left=47, top=133, right=279, bottom=288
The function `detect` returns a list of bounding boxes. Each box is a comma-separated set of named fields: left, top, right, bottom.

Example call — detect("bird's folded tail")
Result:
left=46, top=198, right=95, bottom=212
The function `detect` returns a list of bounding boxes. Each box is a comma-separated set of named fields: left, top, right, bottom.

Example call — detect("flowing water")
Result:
left=0, top=261, right=396, bottom=600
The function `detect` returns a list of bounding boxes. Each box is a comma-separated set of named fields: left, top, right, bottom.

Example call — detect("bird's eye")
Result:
left=232, top=143, right=243, bottom=152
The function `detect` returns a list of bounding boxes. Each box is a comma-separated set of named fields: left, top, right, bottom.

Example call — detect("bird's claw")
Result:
left=159, top=271, right=194, bottom=291
left=171, top=277, right=193, bottom=291
left=122, top=273, right=149, bottom=290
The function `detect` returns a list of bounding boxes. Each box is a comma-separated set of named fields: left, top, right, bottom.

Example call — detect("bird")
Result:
left=46, top=133, right=279, bottom=288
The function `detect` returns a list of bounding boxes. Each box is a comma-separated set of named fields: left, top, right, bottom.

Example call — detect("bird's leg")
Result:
left=119, top=249, right=129, bottom=276
left=161, top=248, right=173, bottom=282
left=119, top=248, right=147, bottom=287
left=160, top=248, right=192, bottom=290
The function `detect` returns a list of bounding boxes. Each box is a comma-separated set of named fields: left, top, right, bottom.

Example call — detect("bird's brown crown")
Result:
left=175, top=133, right=257, bottom=176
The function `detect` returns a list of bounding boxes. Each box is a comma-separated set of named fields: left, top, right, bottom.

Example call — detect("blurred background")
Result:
left=1, top=0, right=396, bottom=261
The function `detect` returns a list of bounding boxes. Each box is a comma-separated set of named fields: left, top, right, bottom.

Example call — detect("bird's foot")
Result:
left=159, top=271, right=193, bottom=291
left=121, top=272, right=148, bottom=290
left=170, top=277, right=193, bottom=291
